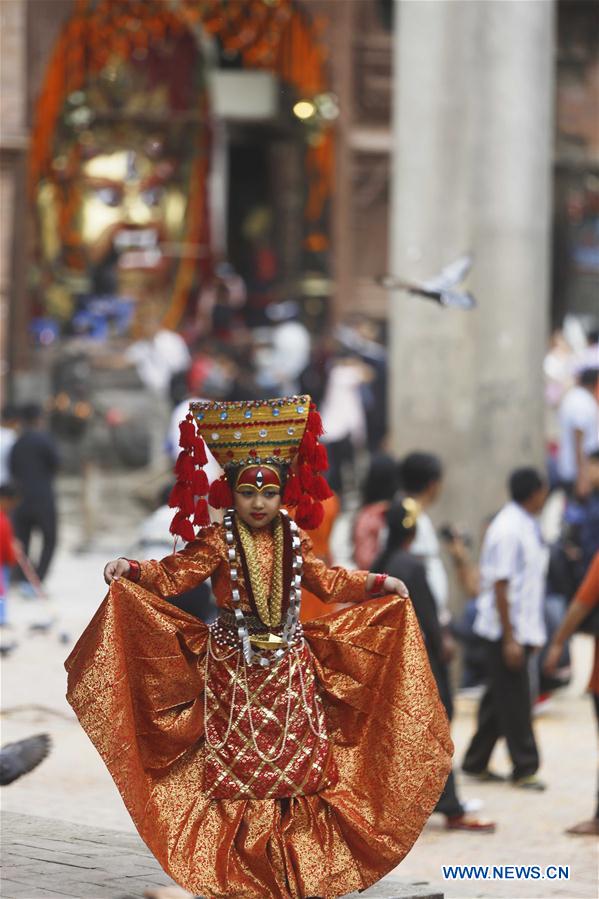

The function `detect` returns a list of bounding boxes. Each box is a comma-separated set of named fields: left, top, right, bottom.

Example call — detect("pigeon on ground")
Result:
left=0, top=640, right=18, bottom=657
left=377, top=253, right=477, bottom=309
left=0, top=733, right=51, bottom=785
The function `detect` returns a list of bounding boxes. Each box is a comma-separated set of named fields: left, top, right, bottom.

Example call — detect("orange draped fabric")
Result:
left=299, top=493, right=346, bottom=623
left=65, top=518, right=452, bottom=899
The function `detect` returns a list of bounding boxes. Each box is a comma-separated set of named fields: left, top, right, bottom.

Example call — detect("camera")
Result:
left=439, top=524, right=472, bottom=548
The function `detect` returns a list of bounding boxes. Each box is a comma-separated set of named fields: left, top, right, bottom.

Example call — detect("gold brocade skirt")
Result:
left=65, top=584, right=452, bottom=899
left=203, top=638, right=337, bottom=800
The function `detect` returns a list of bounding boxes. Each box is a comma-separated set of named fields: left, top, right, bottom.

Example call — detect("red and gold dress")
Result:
left=65, top=514, right=452, bottom=899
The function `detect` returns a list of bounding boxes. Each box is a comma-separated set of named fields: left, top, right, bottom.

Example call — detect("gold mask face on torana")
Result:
left=32, top=26, right=207, bottom=333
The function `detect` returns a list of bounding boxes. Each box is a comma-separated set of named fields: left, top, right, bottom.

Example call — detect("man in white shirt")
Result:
left=557, top=368, right=599, bottom=497
left=463, top=468, right=549, bottom=789
left=0, top=405, right=20, bottom=486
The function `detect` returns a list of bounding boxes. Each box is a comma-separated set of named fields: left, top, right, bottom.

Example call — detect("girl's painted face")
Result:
left=233, top=465, right=282, bottom=529
left=234, top=487, right=281, bottom=529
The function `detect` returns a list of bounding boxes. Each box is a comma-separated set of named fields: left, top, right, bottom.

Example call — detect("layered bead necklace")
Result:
left=204, top=511, right=327, bottom=763
left=223, top=508, right=303, bottom=667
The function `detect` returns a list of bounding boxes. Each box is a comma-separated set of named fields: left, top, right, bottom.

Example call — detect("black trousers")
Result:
left=431, top=658, right=464, bottom=818
left=463, top=639, right=539, bottom=780
left=12, top=501, right=57, bottom=582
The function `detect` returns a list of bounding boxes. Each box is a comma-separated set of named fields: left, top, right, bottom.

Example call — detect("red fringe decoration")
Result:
left=314, top=442, right=329, bottom=472
left=168, top=482, right=186, bottom=509
left=192, top=469, right=209, bottom=496
left=168, top=484, right=194, bottom=516
left=178, top=415, right=196, bottom=448
left=298, top=463, right=315, bottom=493
left=304, top=500, right=325, bottom=530
left=282, top=472, right=302, bottom=505
left=295, top=497, right=324, bottom=530
left=208, top=475, right=234, bottom=509
left=170, top=511, right=196, bottom=542
left=175, top=450, right=195, bottom=482
left=307, top=406, right=324, bottom=437
left=312, top=474, right=333, bottom=501
left=295, top=494, right=313, bottom=523
left=193, top=498, right=210, bottom=527
left=192, top=436, right=208, bottom=466
left=299, top=429, right=317, bottom=466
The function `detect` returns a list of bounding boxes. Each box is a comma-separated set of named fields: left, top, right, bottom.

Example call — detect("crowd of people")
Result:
left=1, top=312, right=598, bottom=869
left=343, top=340, right=599, bottom=837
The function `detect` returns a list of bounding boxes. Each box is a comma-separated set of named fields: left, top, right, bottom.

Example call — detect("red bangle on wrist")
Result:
left=368, top=572, right=388, bottom=596
left=123, top=558, right=141, bottom=582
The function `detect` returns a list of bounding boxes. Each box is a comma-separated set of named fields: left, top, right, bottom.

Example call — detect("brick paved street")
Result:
left=1, top=812, right=442, bottom=899
left=1, top=478, right=597, bottom=899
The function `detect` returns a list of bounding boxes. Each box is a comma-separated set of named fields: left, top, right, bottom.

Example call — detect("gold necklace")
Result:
left=237, top=516, right=284, bottom=627
left=223, top=509, right=303, bottom=667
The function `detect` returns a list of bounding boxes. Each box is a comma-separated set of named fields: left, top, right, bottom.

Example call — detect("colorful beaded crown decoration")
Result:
left=169, top=394, right=332, bottom=540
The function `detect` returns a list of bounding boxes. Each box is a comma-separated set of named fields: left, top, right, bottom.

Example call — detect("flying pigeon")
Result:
left=377, top=254, right=477, bottom=309
left=0, top=733, right=51, bottom=786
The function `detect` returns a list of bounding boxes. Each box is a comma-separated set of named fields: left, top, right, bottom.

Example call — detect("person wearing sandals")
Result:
left=462, top=468, right=549, bottom=790
left=65, top=395, right=452, bottom=899
left=375, top=497, right=495, bottom=833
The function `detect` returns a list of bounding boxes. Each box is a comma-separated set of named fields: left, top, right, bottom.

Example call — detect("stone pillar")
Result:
left=389, top=0, right=554, bottom=538
left=0, top=0, right=28, bottom=401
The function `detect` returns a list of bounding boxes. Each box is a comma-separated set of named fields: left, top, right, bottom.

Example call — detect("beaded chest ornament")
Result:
left=224, top=508, right=303, bottom=666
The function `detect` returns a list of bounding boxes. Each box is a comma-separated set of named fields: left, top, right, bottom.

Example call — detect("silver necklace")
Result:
left=223, top=508, right=303, bottom=667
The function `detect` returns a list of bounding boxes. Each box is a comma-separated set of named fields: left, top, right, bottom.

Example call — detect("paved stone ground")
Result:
left=1, top=476, right=597, bottom=899
left=1, top=813, right=442, bottom=899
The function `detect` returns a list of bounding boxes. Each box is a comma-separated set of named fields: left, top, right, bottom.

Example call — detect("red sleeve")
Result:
left=575, top=553, right=599, bottom=608
left=0, top=515, right=17, bottom=566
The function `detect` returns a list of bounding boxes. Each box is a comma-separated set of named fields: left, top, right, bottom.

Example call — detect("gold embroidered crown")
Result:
left=169, top=395, right=332, bottom=540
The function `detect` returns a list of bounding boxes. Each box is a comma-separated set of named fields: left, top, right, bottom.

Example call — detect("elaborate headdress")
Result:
left=169, top=395, right=332, bottom=540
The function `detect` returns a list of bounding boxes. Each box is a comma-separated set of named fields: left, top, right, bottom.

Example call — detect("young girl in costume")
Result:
left=66, top=395, right=452, bottom=899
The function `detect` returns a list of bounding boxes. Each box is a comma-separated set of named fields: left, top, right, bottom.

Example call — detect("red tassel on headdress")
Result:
left=193, top=498, right=210, bottom=527
left=168, top=483, right=194, bottom=516
left=192, top=436, right=208, bottom=466
left=312, top=474, right=333, bottom=501
left=314, top=442, right=329, bottom=472
left=192, top=469, right=209, bottom=497
left=295, top=497, right=325, bottom=530
left=304, top=500, right=325, bottom=530
left=298, top=463, right=315, bottom=493
left=282, top=471, right=302, bottom=505
left=170, top=511, right=196, bottom=543
left=175, top=450, right=195, bottom=482
left=299, top=429, right=317, bottom=466
left=307, top=406, right=324, bottom=437
left=167, top=482, right=186, bottom=509
left=295, top=494, right=313, bottom=524
left=208, top=475, right=234, bottom=509
left=178, top=414, right=196, bottom=448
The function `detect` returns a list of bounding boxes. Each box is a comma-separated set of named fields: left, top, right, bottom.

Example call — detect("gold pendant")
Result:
left=249, top=632, right=287, bottom=650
